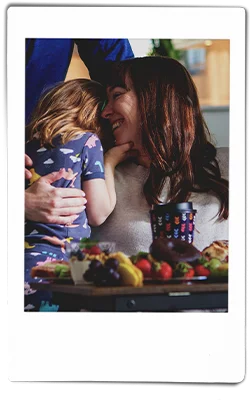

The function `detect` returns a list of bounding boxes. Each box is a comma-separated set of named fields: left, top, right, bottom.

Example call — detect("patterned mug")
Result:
left=150, top=202, right=197, bottom=244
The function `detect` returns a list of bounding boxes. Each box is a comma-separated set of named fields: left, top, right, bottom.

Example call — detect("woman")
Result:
left=25, top=56, right=229, bottom=256
left=90, top=56, right=229, bottom=254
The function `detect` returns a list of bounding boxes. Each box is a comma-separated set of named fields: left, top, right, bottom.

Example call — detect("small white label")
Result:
left=168, top=292, right=190, bottom=296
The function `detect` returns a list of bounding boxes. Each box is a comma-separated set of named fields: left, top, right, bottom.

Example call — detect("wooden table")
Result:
left=31, top=280, right=228, bottom=312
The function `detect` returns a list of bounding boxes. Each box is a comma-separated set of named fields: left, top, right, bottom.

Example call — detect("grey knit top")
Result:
left=91, top=147, right=229, bottom=255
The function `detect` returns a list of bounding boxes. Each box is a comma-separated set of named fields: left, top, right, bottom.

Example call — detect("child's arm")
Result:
left=83, top=142, right=135, bottom=226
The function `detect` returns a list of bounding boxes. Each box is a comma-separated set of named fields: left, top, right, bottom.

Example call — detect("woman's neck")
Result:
left=136, top=153, right=151, bottom=168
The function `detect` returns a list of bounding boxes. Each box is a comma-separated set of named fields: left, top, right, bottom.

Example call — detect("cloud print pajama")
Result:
left=24, top=132, right=104, bottom=311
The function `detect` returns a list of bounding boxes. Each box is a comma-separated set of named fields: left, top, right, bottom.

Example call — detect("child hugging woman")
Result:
left=24, top=78, right=134, bottom=311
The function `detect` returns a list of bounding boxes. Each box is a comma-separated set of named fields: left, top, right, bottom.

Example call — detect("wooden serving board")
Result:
left=31, top=281, right=228, bottom=297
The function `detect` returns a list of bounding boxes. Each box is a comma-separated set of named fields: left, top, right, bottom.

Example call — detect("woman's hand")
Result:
left=25, top=154, right=33, bottom=179
left=104, top=142, right=138, bottom=170
left=25, top=170, right=87, bottom=224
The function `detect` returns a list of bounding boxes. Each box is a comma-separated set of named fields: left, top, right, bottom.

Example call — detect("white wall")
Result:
left=201, top=106, right=229, bottom=148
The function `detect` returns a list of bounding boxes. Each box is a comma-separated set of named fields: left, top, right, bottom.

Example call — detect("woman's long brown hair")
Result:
left=104, top=56, right=229, bottom=220
left=26, top=78, right=106, bottom=146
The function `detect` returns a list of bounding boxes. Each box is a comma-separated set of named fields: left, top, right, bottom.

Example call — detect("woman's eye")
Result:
left=113, top=92, right=122, bottom=99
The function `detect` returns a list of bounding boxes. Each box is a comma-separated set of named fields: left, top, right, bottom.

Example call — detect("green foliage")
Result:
left=149, top=39, right=183, bottom=60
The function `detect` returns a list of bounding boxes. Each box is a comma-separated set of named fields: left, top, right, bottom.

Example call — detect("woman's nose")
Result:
left=101, top=101, right=112, bottom=119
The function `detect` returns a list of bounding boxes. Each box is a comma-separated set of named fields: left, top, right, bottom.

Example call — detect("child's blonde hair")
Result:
left=26, top=78, right=106, bottom=146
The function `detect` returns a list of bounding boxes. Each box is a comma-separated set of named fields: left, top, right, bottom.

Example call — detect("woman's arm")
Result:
left=25, top=170, right=87, bottom=224
left=83, top=142, right=136, bottom=226
left=75, top=39, right=134, bottom=84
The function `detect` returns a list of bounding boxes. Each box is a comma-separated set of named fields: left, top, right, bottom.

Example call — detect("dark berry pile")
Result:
left=83, top=258, right=121, bottom=287
left=71, top=248, right=85, bottom=261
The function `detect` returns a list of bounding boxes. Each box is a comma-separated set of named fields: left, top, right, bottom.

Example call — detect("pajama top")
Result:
left=25, top=132, right=105, bottom=248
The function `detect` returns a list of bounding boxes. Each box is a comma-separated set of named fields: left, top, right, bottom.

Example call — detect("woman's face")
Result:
left=101, top=79, right=141, bottom=148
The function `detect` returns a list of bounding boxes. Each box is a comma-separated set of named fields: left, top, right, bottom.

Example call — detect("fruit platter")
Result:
left=30, top=238, right=229, bottom=287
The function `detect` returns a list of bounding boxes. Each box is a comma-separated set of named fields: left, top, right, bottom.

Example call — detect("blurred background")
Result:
left=65, top=39, right=229, bottom=148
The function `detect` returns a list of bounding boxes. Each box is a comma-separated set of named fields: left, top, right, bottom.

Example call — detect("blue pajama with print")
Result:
left=25, top=132, right=104, bottom=311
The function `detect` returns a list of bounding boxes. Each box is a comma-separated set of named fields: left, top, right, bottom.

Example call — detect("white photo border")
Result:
left=7, top=6, right=245, bottom=382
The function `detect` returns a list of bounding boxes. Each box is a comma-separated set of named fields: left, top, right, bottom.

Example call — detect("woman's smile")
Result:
left=112, top=119, right=124, bottom=132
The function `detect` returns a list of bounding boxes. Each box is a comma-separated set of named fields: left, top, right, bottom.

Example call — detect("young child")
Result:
left=24, top=78, right=132, bottom=311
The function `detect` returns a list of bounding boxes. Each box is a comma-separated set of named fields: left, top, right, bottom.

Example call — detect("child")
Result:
left=24, top=78, right=133, bottom=311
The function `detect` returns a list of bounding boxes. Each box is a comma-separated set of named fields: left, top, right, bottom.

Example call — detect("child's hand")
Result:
left=104, top=142, right=138, bottom=169
left=25, top=154, right=33, bottom=179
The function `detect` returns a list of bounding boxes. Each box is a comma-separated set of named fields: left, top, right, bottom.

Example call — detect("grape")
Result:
left=96, top=280, right=109, bottom=287
left=90, top=263, right=122, bottom=287
left=93, top=266, right=105, bottom=278
left=95, top=278, right=108, bottom=287
left=89, top=259, right=103, bottom=270
left=101, top=269, right=121, bottom=286
left=111, top=270, right=121, bottom=281
left=76, top=249, right=84, bottom=261
left=93, top=268, right=109, bottom=286
left=83, top=268, right=94, bottom=282
left=108, top=270, right=121, bottom=286
left=104, top=258, right=119, bottom=270
left=70, top=250, right=79, bottom=257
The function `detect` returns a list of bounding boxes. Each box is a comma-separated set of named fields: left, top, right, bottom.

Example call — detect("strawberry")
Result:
left=130, top=252, right=149, bottom=265
left=89, top=245, right=102, bottom=255
left=155, top=262, right=173, bottom=280
left=195, top=264, right=211, bottom=277
left=135, top=259, right=152, bottom=277
left=174, top=262, right=194, bottom=278
left=184, top=268, right=195, bottom=278
left=82, top=248, right=90, bottom=254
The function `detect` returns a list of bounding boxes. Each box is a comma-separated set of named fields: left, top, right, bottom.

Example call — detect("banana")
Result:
left=117, top=262, right=140, bottom=286
left=132, top=266, right=143, bottom=287
left=109, top=251, right=134, bottom=267
left=110, top=252, right=143, bottom=286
